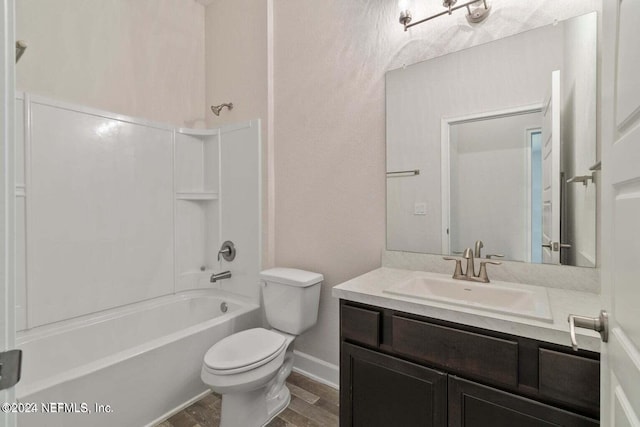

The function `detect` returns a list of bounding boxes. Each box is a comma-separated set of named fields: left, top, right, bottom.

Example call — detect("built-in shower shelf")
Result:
left=176, top=192, right=218, bottom=201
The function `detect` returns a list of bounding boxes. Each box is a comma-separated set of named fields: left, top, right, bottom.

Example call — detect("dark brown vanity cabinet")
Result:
left=342, top=342, right=447, bottom=427
left=340, top=301, right=600, bottom=426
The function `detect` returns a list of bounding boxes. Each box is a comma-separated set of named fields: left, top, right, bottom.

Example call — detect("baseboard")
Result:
left=292, top=350, right=339, bottom=390
left=145, top=389, right=210, bottom=427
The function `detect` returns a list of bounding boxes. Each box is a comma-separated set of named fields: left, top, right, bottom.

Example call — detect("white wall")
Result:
left=26, top=99, right=175, bottom=328
left=273, top=0, right=599, bottom=373
left=14, top=0, right=601, bottom=380
left=16, top=96, right=262, bottom=330
left=561, top=13, right=598, bottom=267
left=450, top=112, right=542, bottom=262
left=204, top=0, right=271, bottom=268
left=216, top=121, right=263, bottom=302
left=386, top=25, right=564, bottom=254
left=16, top=0, right=206, bottom=127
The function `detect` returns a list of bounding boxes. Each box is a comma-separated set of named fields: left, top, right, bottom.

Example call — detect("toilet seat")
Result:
left=203, top=328, right=287, bottom=375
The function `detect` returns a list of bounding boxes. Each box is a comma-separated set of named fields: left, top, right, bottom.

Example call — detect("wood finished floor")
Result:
left=156, top=372, right=339, bottom=427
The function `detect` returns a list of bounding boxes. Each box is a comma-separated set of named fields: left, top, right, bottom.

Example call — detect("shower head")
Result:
left=15, top=40, right=27, bottom=63
left=211, top=103, right=233, bottom=116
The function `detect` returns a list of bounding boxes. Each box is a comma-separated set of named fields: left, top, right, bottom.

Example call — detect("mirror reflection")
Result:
left=386, top=12, right=597, bottom=267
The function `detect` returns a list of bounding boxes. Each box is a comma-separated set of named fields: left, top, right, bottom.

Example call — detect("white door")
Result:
left=541, top=70, right=561, bottom=265
left=1, top=0, right=18, bottom=426
left=600, top=0, right=640, bottom=425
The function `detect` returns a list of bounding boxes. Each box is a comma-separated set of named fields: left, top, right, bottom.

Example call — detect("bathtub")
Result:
left=16, top=290, right=260, bottom=427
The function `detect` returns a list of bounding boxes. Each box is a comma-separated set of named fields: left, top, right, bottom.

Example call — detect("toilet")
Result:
left=201, top=268, right=323, bottom=427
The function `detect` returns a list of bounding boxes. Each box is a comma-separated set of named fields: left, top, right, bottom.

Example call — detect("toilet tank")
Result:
left=260, top=268, right=323, bottom=335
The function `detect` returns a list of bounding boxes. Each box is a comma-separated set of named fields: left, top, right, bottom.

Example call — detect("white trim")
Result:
left=256, top=118, right=263, bottom=282
left=27, top=93, right=173, bottom=132
left=266, top=0, right=275, bottom=269
left=524, top=128, right=532, bottom=262
left=444, top=103, right=546, bottom=126
left=440, top=119, right=450, bottom=254
left=1, top=0, right=17, bottom=423
left=176, top=127, right=219, bottom=136
left=440, top=103, right=544, bottom=257
left=293, top=350, right=339, bottom=390
left=144, top=390, right=211, bottom=427
left=524, top=127, right=542, bottom=263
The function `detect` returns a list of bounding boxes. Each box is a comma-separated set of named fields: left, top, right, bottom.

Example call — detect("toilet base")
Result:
left=218, top=385, right=290, bottom=427
left=263, top=385, right=291, bottom=426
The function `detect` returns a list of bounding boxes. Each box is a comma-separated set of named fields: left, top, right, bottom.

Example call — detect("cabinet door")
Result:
left=448, top=376, right=598, bottom=427
left=341, top=342, right=447, bottom=427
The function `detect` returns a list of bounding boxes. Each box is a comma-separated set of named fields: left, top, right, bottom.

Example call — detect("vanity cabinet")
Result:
left=342, top=343, right=447, bottom=427
left=340, top=301, right=600, bottom=426
left=449, top=377, right=597, bottom=427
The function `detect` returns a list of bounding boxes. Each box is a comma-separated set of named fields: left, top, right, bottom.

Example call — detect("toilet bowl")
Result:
left=201, top=268, right=323, bottom=427
left=201, top=328, right=295, bottom=426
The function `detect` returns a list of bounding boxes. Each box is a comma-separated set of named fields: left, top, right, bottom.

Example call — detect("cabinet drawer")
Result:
left=392, top=316, right=518, bottom=387
left=341, top=304, right=380, bottom=347
left=539, top=348, right=600, bottom=416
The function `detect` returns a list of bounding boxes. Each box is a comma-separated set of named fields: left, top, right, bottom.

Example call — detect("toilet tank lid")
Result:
left=260, top=268, right=323, bottom=287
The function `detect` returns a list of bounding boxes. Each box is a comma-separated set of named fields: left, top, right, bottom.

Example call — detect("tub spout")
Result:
left=210, top=271, right=232, bottom=283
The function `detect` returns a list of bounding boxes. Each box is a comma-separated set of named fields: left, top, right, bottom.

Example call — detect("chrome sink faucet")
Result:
left=474, top=240, right=483, bottom=259
left=444, top=248, right=501, bottom=283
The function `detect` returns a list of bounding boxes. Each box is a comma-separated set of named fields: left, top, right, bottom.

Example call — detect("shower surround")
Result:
left=14, top=93, right=262, bottom=425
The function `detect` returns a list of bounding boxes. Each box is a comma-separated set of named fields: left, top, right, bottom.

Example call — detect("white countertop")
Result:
left=332, top=267, right=603, bottom=352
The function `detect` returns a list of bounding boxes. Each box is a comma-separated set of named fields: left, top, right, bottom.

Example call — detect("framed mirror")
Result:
left=386, top=12, right=597, bottom=267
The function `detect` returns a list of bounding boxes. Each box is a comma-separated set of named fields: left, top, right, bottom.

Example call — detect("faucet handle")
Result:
left=478, top=260, right=501, bottom=283
left=217, top=241, right=236, bottom=262
left=443, top=257, right=463, bottom=278
left=486, top=254, right=504, bottom=259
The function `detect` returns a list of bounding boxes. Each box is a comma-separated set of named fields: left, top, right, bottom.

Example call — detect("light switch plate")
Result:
left=414, top=202, right=427, bottom=215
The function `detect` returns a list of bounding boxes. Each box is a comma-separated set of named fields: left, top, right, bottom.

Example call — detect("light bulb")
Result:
left=397, top=0, right=412, bottom=29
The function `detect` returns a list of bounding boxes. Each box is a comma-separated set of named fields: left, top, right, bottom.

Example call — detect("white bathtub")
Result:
left=16, top=290, right=260, bottom=427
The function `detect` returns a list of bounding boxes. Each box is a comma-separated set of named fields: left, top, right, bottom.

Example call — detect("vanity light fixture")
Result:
left=399, top=0, right=491, bottom=31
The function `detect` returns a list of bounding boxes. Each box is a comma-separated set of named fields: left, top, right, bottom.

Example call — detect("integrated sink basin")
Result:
left=384, top=273, right=552, bottom=322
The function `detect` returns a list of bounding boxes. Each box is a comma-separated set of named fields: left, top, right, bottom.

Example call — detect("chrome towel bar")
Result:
left=386, top=169, right=420, bottom=177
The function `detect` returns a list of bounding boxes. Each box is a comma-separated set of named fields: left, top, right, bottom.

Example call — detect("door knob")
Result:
left=542, top=241, right=572, bottom=251
left=567, top=310, right=608, bottom=351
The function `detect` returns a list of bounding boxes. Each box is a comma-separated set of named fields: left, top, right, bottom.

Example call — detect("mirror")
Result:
left=386, top=12, right=597, bottom=267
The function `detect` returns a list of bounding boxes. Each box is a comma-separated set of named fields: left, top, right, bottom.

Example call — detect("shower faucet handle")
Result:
left=217, top=241, right=236, bottom=262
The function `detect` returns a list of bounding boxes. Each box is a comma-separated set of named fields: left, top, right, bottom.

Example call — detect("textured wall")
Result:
left=16, top=0, right=205, bottom=127
left=204, top=0, right=271, bottom=267
left=273, top=0, right=600, bottom=369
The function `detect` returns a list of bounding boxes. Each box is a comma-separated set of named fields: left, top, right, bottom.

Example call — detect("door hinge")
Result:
left=0, top=349, right=22, bottom=390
